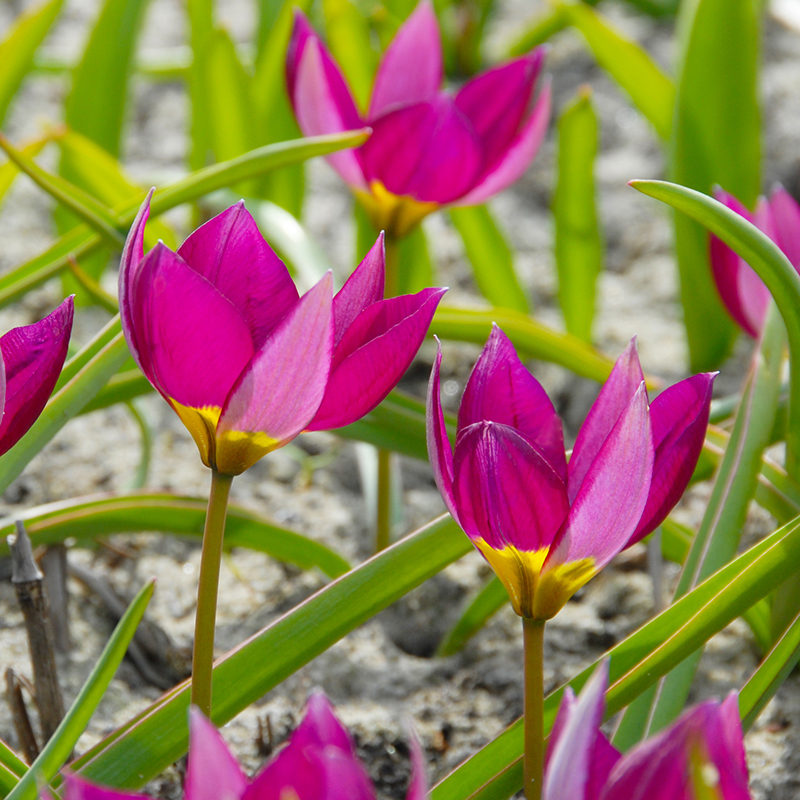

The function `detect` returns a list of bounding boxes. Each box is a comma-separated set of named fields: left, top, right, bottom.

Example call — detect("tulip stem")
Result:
left=523, top=617, right=545, bottom=800
left=191, top=469, right=233, bottom=717
left=384, top=234, right=400, bottom=299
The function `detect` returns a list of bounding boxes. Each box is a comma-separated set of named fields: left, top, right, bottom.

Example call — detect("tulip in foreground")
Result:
left=120, top=192, right=444, bottom=716
left=545, top=662, right=752, bottom=799
left=709, top=186, right=800, bottom=337
left=0, top=296, right=74, bottom=456
left=59, top=694, right=427, bottom=800
left=286, top=2, right=551, bottom=238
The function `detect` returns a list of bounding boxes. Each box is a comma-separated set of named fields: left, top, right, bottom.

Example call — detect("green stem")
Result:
left=375, top=235, right=402, bottom=553
left=523, top=617, right=545, bottom=800
left=191, top=469, right=233, bottom=716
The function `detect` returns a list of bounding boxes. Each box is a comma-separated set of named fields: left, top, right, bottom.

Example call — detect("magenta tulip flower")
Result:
left=0, top=296, right=74, bottom=456
left=545, top=662, right=752, bottom=799
left=59, top=694, right=426, bottom=800
left=709, top=186, right=800, bottom=338
left=286, top=2, right=551, bottom=238
left=427, top=326, right=714, bottom=620
left=120, top=192, right=445, bottom=477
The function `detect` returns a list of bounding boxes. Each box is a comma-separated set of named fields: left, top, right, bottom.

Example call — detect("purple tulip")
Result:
left=0, top=296, right=74, bottom=456
left=427, top=326, right=714, bottom=619
left=59, top=694, right=426, bottom=800
left=120, top=193, right=444, bottom=476
left=709, top=186, right=800, bottom=338
left=286, top=2, right=551, bottom=237
left=544, top=662, right=752, bottom=800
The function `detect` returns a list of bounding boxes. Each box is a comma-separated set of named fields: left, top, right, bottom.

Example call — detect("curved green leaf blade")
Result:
left=449, top=206, right=528, bottom=315
left=436, top=575, right=508, bottom=656
left=0, top=135, right=49, bottom=207
left=0, top=741, right=25, bottom=781
left=5, top=580, right=154, bottom=800
left=66, top=516, right=471, bottom=788
left=505, top=6, right=568, bottom=57
left=0, top=493, right=351, bottom=578
left=554, top=88, right=602, bottom=342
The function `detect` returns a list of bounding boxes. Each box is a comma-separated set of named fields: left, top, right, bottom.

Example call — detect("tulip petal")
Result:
left=290, top=16, right=367, bottom=189
left=406, top=729, right=428, bottom=800
left=455, top=50, right=544, bottom=170
left=710, top=695, right=751, bottom=800
left=459, top=325, right=566, bottom=481
left=568, top=339, right=644, bottom=503
left=454, top=81, right=551, bottom=207
left=0, top=297, right=74, bottom=456
left=119, top=190, right=153, bottom=375
left=427, top=340, right=459, bottom=522
left=544, top=661, right=617, bottom=800
left=309, top=287, right=445, bottom=430
left=293, top=692, right=356, bottom=753
left=369, top=1, right=443, bottom=119
left=219, top=273, right=334, bottom=452
left=542, top=384, right=653, bottom=614
left=131, top=243, right=254, bottom=409
left=178, top=202, right=299, bottom=348
left=769, top=185, right=800, bottom=270
left=361, top=97, right=482, bottom=204
left=63, top=774, right=148, bottom=800
left=332, top=233, right=385, bottom=346
left=453, top=421, right=568, bottom=552
left=186, top=708, right=248, bottom=800
left=630, top=372, right=715, bottom=543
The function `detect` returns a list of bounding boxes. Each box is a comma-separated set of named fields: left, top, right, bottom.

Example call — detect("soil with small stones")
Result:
left=2, top=0, right=800, bottom=797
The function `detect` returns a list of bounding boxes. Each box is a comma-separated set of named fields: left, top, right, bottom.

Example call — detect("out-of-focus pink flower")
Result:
left=544, top=662, right=752, bottom=800
left=709, top=186, right=800, bottom=338
left=119, top=192, right=444, bottom=476
left=427, top=326, right=714, bottom=619
left=0, top=296, right=73, bottom=456
left=286, top=2, right=551, bottom=237
left=60, top=694, right=427, bottom=800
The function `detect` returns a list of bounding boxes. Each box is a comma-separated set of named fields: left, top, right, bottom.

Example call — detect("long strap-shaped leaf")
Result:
left=0, top=493, right=351, bottom=578
left=432, top=513, right=800, bottom=800
left=4, top=580, right=154, bottom=800
left=0, top=130, right=369, bottom=309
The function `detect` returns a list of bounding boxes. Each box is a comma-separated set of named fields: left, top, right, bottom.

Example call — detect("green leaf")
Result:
left=4, top=580, right=154, bottom=800
left=449, top=205, right=528, bottom=315
left=124, top=401, right=152, bottom=490
left=0, top=134, right=49, bottom=207
left=186, top=0, right=215, bottom=173
left=614, top=303, right=784, bottom=748
left=0, top=741, right=25, bottom=781
left=433, top=513, right=800, bottom=800
left=65, top=516, right=471, bottom=788
left=504, top=6, right=568, bottom=57
left=432, top=305, right=620, bottom=384
left=0, top=762, right=19, bottom=798
left=553, top=87, right=602, bottom=342
left=0, top=0, right=64, bottom=126
left=0, top=492, right=351, bottom=578
left=559, top=2, right=674, bottom=140
left=0, top=130, right=369, bottom=310
left=630, top=180, right=800, bottom=475
left=0, top=333, right=130, bottom=495
left=436, top=575, right=508, bottom=656
left=79, top=370, right=149, bottom=414
left=670, top=0, right=761, bottom=371
left=661, top=517, right=693, bottom=565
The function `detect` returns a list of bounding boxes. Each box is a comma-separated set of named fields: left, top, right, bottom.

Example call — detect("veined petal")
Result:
left=544, top=661, right=618, bottom=800
left=455, top=49, right=544, bottom=171
left=131, top=243, right=254, bottom=410
left=0, top=297, right=74, bottom=456
left=630, top=372, right=715, bottom=543
left=217, top=273, right=334, bottom=472
left=459, top=324, right=566, bottom=481
left=308, top=287, right=445, bottom=430
left=178, top=202, right=299, bottom=348
left=569, top=339, right=644, bottom=503
left=453, top=421, right=568, bottom=553
left=63, top=774, right=148, bottom=800
left=186, top=709, right=248, bottom=800
left=119, top=190, right=153, bottom=375
left=709, top=695, right=751, bottom=800
left=454, top=81, right=551, bottom=207
left=361, top=97, right=482, bottom=204
left=541, top=384, right=653, bottom=619
left=368, top=1, right=443, bottom=119
left=332, top=233, right=385, bottom=346
left=427, top=340, right=458, bottom=522
left=290, top=18, right=367, bottom=190
left=769, top=185, right=800, bottom=270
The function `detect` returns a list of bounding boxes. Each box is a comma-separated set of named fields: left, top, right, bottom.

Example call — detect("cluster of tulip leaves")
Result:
left=0, top=0, right=796, bottom=798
